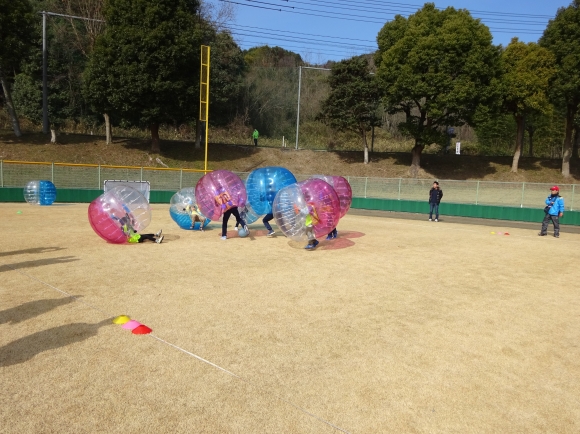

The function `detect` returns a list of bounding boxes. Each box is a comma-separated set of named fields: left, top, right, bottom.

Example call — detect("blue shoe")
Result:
left=326, top=234, right=333, bottom=240
left=313, top=240, right=319, bottom=248
left=305, top=244, right=314, bottom=250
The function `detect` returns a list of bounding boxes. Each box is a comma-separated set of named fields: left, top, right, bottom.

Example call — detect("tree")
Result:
left=244, top=46, right=303, bottom=67
left=500, top=38, right=555, bottom=172
left=540, top=0, right=580, bottom=177
left=0, top=0, right=36, bottom=137
left=13, top=4, right=90, bottom=143
left=317, top=57, right=381, bottom=164
left=84, top=0, right=202, bottom=152
left=375, top=3, right=499, bottom=176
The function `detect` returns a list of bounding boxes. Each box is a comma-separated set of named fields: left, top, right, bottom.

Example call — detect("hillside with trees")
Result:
left=1, top=0, right=580, bottom=179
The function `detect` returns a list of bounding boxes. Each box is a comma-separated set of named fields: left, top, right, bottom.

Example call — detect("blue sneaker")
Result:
left=313, top=240, right=319, bottom=248
left=326, top=234, right=333, bottom=240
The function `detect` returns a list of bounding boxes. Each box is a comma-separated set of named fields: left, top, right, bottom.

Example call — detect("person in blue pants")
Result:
left=539, top=186, right=565, bottom=238
left=428, top=181, right=443, bottom=222
left=262, top=213, right=276, bottom=237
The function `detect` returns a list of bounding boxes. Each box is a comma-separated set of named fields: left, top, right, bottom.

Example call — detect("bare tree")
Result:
left=59, top=0, right=105, bottom=55
left=53, top=0, right=111, bottom=142
left=199, top=0, right=235, bottom=31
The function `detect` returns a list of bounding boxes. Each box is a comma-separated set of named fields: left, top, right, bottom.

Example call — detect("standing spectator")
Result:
left=539, top=186, right=565, bottom=238
left=253, top=129, right=259, bottom=146
left=428, top=181, right=443, bottom=222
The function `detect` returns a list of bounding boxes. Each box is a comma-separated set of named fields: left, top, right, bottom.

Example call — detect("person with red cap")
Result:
left=539, top=186, right=565, bottom=238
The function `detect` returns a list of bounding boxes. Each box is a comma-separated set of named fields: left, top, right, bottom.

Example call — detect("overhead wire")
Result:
left=219, top=0, right=554, bottom=60
left=303, top=0, right=548, bottom=25
left=228, top=29, right=376, bottom=50
left=220, top=0, right=546, bottom=34
left=348, top=0, right=553, bottom=19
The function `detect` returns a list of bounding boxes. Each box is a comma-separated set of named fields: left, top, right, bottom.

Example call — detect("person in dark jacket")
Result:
left=428, top=181, right=443, bottom=222
left=539, top=185, right=565, bottom=238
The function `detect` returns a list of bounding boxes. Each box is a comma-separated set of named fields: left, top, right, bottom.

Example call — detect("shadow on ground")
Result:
left=0, top=256, right=79, bottom=272
left=287, top=231, right=365, bottom=251
left=0, top=296, right=80, bottom=325
left=0, top=319, right=111, bottom=367
left=0, top=247, right=66, bottom=258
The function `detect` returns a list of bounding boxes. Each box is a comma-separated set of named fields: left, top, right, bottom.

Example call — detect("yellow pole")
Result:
left=200, top=45, right=211, bottom=172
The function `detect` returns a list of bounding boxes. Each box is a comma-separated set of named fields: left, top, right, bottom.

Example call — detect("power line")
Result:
left=302, top=0, right=549, bottom=26
left=349, top=0, right=554, bottom=19
left=229, top=24, right=376, bottom=43
left=221, top=0, right=544, bottom=34
left=229, top=29, right=376, bottom=50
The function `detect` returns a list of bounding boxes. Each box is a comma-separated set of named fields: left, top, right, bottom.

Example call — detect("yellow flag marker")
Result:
left=112, top=315, right=131, bottom=325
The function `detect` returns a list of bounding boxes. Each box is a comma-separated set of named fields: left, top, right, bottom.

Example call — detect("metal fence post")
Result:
left=0, top=161, right=3, bottom=188
left=520, top=182, right=525, bottom=208
left=140, top=167, right=143, bottom=182
left=475, top=181, right=480, bottom=205
left=571, top=184, right=576, bottom=211
left=398, top=178, right=402, bottom=200
left=180, top=169, right=183, bottom=189
left=51, top=162, right=54, bottom=183
left=295, top=65, right=302, bottom=150
left=98, top=165, right=101, bottom=188
left=364, top=177, right=368, bottom=198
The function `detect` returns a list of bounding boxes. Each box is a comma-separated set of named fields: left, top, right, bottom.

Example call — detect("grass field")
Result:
left=1, top=203, right=580, bottom=433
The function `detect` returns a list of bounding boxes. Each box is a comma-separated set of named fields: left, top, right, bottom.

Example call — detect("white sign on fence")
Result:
left=456, top=142, right=461, bottom=155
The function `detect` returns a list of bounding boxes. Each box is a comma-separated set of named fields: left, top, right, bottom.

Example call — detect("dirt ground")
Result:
left=1, top=203, right=579, bottom=434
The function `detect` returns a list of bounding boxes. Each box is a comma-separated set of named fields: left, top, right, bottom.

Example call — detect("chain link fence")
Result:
left=0, top=161, right=577, bottom=211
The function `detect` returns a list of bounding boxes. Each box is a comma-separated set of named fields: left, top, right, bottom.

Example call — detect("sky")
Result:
left=208, top=0, right=572, bottom=64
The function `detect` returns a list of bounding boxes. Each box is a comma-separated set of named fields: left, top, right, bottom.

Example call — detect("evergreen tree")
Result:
left=317, top=57, right=381, bottom=164
left=540, top=0, right=580, bottom=177
left=0, top=0, right=36, bottom=136
left=500, top=38, right=555, bottom=172
left=375, top=3, right=500, bottom=176
left=84, top=0, right=202, bottom=152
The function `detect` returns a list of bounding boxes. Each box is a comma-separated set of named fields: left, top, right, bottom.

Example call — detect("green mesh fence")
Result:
left=0, top=161, right=577, bottom=211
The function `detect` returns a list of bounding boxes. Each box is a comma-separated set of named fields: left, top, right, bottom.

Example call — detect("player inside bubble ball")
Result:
left=214, top=190, right=249, bottom=240
left=116, top=212, right=164, bottom=244
left=303, top=203, right=320, bottom=250
left=184, top=203, right=208, bottom=231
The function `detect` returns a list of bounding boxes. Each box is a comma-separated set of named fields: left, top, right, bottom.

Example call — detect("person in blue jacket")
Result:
left=539, top=185, right=565, bottom=238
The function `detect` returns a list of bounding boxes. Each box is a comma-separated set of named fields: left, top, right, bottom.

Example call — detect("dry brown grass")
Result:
left=1, top=203, right=580, bottom=433
left=2, top=129, right=579, bottom=182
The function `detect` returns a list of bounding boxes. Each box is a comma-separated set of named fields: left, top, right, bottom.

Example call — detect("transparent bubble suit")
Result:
left=312, top=175, right=352, bottom=218
left=88, top=186, right=151, bottom=244
left=169, top=187, right=211, bottom=230
left=195, top=170, right=247, bottom=221
left=246, top=166, right=297, bottom=215
left=24, top=180, right=57, bottom=205
left=273, top=178, right=340, bottom=242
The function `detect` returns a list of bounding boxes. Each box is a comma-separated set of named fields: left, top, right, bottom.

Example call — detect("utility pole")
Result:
left=42, top=12, right=48, bottom=134
left=294, top=66, right=331, bottom=150
left=40, top=11, right=105, bottom=135
left=295, top=66, right=302, bottom=150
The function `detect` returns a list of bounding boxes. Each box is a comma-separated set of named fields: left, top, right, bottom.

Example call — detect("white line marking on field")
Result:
left=1, top=263, right=352, bottom=434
